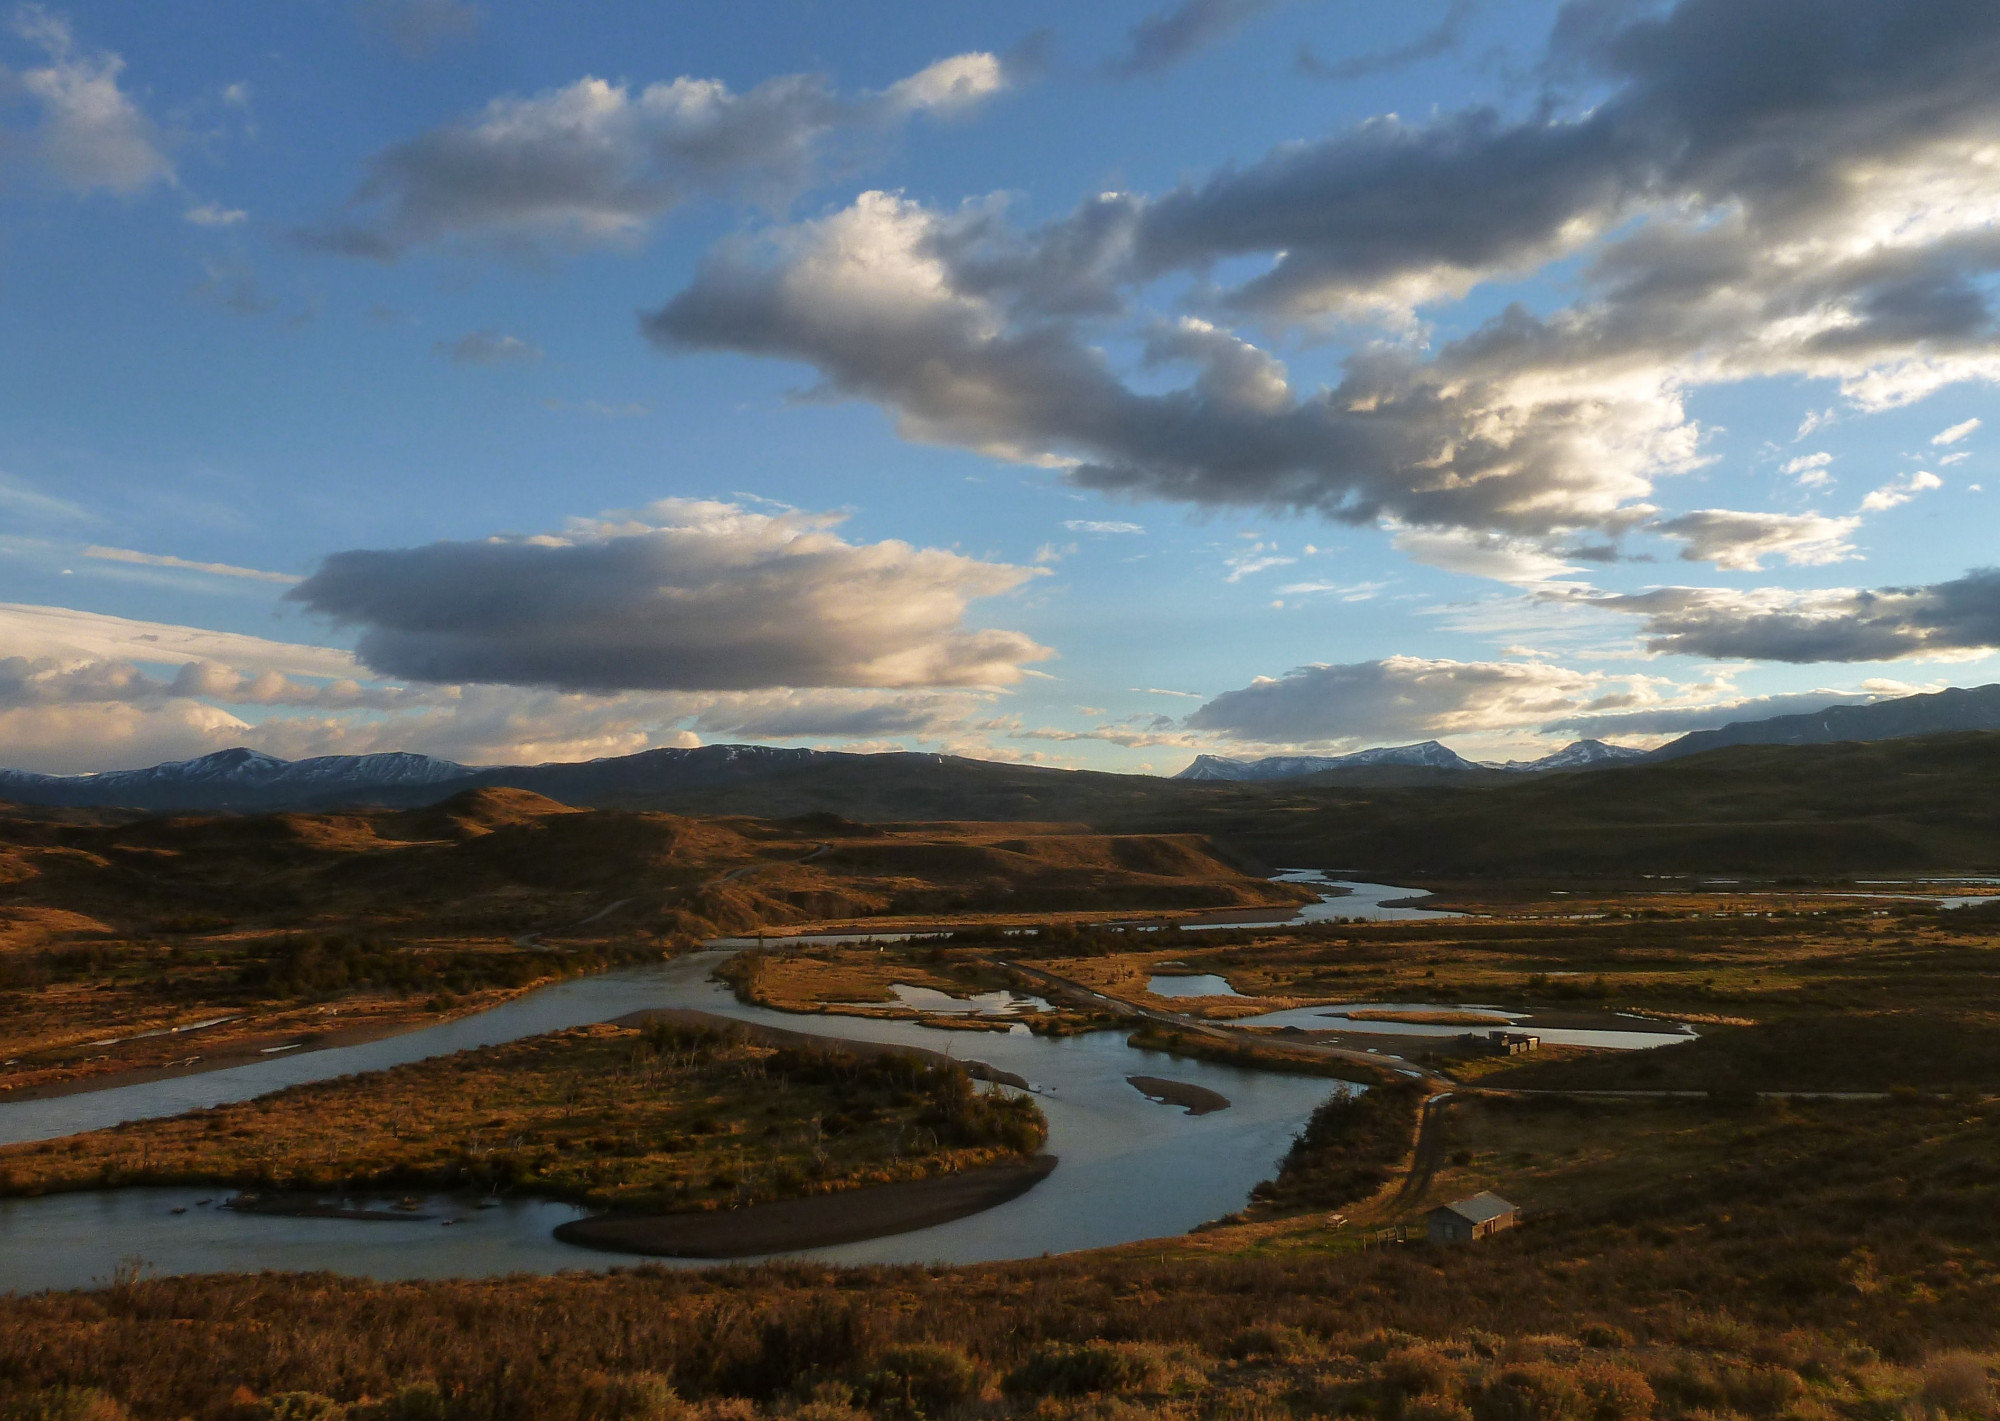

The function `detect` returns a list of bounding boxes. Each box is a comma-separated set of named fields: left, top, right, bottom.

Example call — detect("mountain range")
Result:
left=1175, top=738, right=1649, bottom=782
left=3, top=682, right=1999, bottom=815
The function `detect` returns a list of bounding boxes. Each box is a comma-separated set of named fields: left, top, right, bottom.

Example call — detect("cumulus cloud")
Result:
left=435, top=330, right=541, bottom=365
left=1652, top=509, right=1860, bottom=571
left=1859, top=470, right=1943, bottom=512
left=647, top=191, right=1687, bottom=539
left=8, top=6, right=172, bottom=194
left=1575, top=568, right=2000, bottom=662
left=1184, top=654, right=1604, bottom=746
left=300, top=51, right=1009, bottom=260
left=287, top=497, right=1052, bottom=693
left=646, top=0, right=2000, bottom=561
left=1934, top=417, right=1982, bottom=446
left=1106, top=0, right=1280, bottom=78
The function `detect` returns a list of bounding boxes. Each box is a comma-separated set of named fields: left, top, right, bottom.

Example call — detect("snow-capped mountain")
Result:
left=0, top=748, right=471, bottom=812
left=1175, top=741, right=1485, bottom=781
left=1492, top=740, right=1652, bottom=772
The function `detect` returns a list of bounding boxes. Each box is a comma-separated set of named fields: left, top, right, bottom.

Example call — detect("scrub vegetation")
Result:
left=7, top=1092, right=2000, bottom=1421
left=0, top=1021, right=1045, bottom=1209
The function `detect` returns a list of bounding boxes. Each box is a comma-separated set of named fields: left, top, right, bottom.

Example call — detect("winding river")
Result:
left=0, top=949, right=1347, bottom=1291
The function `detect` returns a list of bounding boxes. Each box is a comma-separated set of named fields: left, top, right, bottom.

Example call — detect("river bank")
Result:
left=555, top=1154, right=1060, bottom=1257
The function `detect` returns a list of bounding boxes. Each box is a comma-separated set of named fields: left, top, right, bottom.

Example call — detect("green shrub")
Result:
left=577, top=1372, right=684, bottom=1421
left=1471, top=1364, right=1588, bottom=1421
left=1005, top=1341, right=1173, bottom=1397
left=859, top=1343, right=984, bottom=1415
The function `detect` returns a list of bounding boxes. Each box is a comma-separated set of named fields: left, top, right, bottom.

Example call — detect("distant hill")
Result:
left=1177, top=738, right=1647, bottom=782
left=1127, top=730, right=2000, bottom=877
left=0, top=748, right=471, bottom=813
left=1177, top=740, right=1483, bottom=781
left=1649, top=683, right=2000, bottom=759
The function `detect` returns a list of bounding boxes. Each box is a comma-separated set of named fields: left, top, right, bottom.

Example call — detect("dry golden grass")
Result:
left=0, top=1021, right=1044, bottom=1210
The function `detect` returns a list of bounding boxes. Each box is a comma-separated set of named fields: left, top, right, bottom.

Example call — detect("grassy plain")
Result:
left=0, top=792, right=1299, bottom=1095
left=0, top=1020, right=1044, bottom=1210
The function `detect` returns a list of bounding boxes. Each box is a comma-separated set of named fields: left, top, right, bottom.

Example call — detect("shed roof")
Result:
left=1431, top=1191, right=1516, bottom=1225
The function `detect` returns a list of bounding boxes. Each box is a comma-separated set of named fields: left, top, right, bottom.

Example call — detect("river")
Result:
left=0, top=950, right=1346, bottom=1290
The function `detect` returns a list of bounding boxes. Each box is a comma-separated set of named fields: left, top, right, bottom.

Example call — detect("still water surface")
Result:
left=0, top=951, right=1344, bottom=1290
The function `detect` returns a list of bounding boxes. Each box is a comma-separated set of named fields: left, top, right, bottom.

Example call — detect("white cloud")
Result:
left=1782, top=451, right=1834, bottom=487
left=10, top=6, right=172, bottom=194
left=1391, top=527, right=1581, bottom=584
left=435, top=330, right=542, bottom=365
left=1062, top=519, right=1145, bottom=534
left=1653, top=509, right=1860, bottom=571
left=301, top=51, right=1011, bottom=260
left=82, top=545, right=300, bottom=584
left=183, top=202, right=247, bottom=227
left=1933, top=418, right=1982, bottom=446
left=1223, top=543, right=1295, bottom=581
left=1859, top=470, right=1943, bottom=512
left=0, top=602, right=359, bottom=679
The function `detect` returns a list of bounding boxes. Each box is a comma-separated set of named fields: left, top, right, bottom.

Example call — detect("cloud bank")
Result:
left=646, top=0, right=2000, bottom=567
left=287, top=498, right=1051, bottom=692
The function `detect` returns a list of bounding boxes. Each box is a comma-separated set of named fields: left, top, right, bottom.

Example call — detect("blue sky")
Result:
left=2, top=0, right=1997, bottom=773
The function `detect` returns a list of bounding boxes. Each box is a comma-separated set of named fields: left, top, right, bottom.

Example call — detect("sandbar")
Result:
left=553, top=1153, right=1058, bottom=1258
left=1126, top=1075, right=1231, bottom=1115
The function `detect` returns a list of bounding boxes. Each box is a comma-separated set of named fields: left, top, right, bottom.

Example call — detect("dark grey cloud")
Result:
left=646, top=195, right=1670, bottom=537
left=646, top=0, right=2000, bottom=554
left=1296, top=0, right=1475, bottom=82
left=1131, top=0, right=2000, bottom=318
left=300, top=53, right=1008, bottom=260
left=1545, top=689, right=1885, bottom=738
left=1106, top=0, right=1280, bottom=78
left=1184, top=655, right=1599, bottom=745
left=357, top=0, right=481, bottom=59
left=286, top=498, right=1051, bottom=693
left=1579, top=569, right=2000, bottom=662
left=0, top=655, right=422, bottom=710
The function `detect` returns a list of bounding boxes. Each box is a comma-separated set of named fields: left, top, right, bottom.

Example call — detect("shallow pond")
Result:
left=1146, top=974, right=1244, bottom=998
left=0, top=952, right=1344, bottom=1290
left=1231, top=1000, right=1694, bottom=1050
left=828, top=984, right=1051, bottom=1016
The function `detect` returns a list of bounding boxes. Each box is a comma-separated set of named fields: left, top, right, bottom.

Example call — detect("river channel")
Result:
left=0, top=949, right=1348, bottom=1291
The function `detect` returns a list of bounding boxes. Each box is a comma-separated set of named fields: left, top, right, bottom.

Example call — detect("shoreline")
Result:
left=1127, top=1075, right=1231, bottom=1115
left=553, top=1153, right=1059, bottom=1258
left=0, top=1015, right=446, bottom=1105
left=609, top=1007, right=1038, bottom=1089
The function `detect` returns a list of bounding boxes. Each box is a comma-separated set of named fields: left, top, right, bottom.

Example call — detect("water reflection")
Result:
left=0, top=956, right=1345, bottom=1289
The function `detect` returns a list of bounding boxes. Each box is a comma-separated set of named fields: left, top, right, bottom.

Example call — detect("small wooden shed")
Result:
left=1427, top=1191, right=1518, bottom=1244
